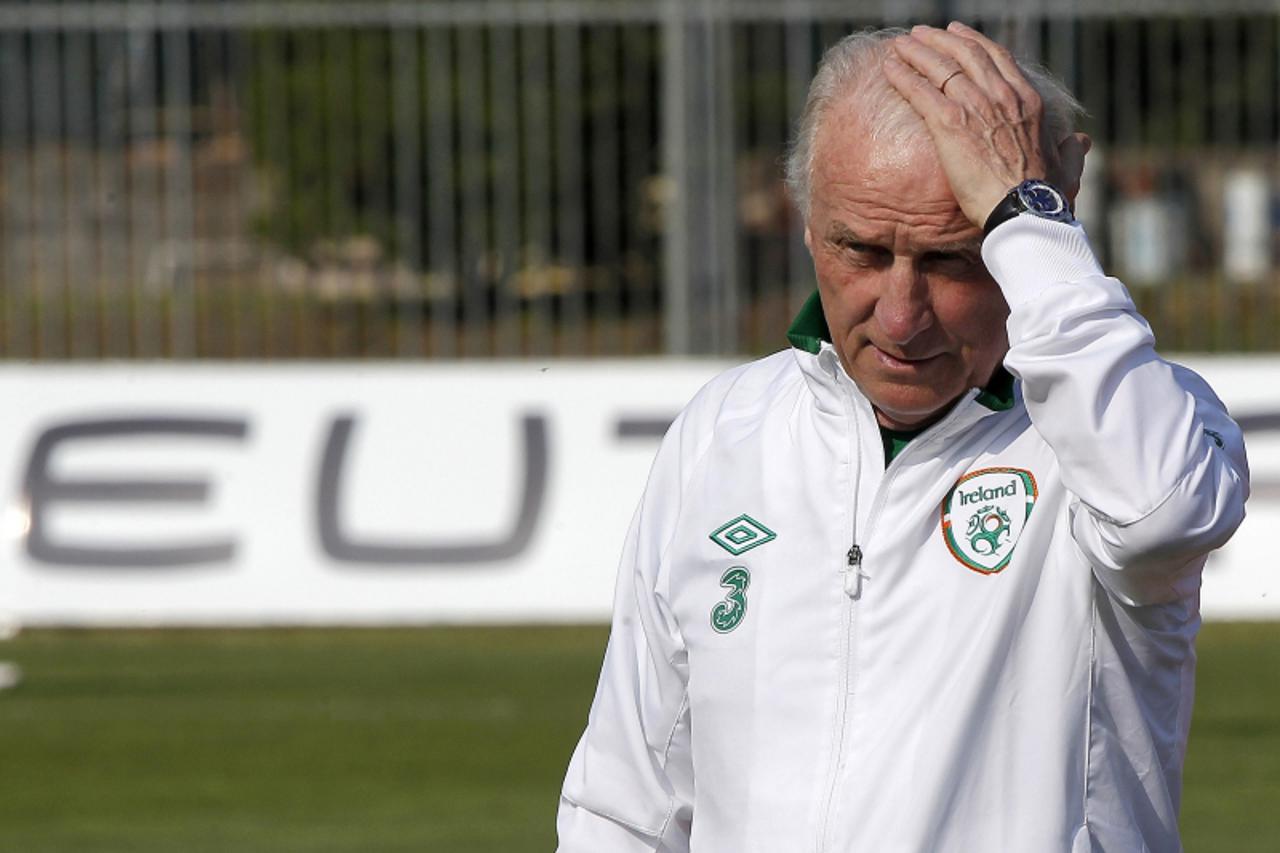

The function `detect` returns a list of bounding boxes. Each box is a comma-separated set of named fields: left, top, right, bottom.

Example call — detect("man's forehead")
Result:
left=812, top=107, right=947, bottom=197
left=813, top=91, right=929, bottom=170
left=813, top=115, right=935, bottom=186
left=824, top=219, right=981, bottom=256
left=811, top=159, right=979, bottom=252
left=810, top=100, right=978, bottom=250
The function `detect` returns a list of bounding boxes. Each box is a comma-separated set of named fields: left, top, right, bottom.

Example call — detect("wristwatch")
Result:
left=982, top=179, right=1074, bottom=237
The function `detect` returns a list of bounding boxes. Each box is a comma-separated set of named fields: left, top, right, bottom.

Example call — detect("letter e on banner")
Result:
left=23, top=417, right=249, bottom=568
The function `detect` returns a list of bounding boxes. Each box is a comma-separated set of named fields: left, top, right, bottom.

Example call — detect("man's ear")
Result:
left=1058, top=132, right=1092, bottom=205
left=803, top=225, right=813, bottom=251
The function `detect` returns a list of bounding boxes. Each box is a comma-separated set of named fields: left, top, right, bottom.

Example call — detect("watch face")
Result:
left=1016, top=181, right=1068, bottom=217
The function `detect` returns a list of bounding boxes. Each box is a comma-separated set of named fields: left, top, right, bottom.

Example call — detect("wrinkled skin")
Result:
left=883, top=24, right=1090, bottom=223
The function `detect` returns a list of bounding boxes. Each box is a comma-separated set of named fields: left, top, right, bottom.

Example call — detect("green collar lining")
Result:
left=785, top=290, right=831, bottom=355
left=974, top=365, right=1016, bottom=412
left=881, top=425, right=925, bottom=464
left=785, top=289, right=1016, bottom=413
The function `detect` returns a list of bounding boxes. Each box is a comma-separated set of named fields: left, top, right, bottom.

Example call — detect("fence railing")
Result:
left=0, top=0, right=1276, bottom=359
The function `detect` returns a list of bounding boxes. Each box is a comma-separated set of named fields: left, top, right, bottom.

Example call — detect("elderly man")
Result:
left=557, top=23, right=1248, bottom=852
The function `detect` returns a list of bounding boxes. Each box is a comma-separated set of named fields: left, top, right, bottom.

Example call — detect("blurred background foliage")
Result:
left=0, top=1, right=1278, bottom=358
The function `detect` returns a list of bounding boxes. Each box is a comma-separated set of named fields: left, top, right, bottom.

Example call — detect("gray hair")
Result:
left=784, top=27, right=1085, bottom=218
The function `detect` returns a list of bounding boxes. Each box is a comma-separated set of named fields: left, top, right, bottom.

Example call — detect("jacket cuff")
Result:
left=981, top=216, right=1105, bottom=309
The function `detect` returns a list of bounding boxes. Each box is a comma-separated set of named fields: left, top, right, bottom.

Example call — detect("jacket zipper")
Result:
left=817, top=371, right=866, bottom=852
left=844, top=545, right=865, bottom=597
left=816, top=386, right=982, bottom=852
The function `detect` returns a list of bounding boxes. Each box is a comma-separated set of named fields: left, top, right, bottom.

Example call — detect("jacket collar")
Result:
left=786, top=289, right=1018, bottom=417
left=785, top=289, right=832, bottom=357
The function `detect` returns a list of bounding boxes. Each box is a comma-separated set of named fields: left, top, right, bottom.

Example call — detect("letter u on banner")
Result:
left=315, top=413, right=550, bottom=565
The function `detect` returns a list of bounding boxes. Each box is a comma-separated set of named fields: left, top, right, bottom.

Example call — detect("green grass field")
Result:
left=0, top=623, right=1275, bottom=852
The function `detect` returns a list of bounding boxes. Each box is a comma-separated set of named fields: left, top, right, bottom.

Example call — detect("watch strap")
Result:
left=982, top=190, right=1025, bottom=237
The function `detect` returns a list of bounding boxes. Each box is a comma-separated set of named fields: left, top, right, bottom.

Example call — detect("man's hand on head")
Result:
left=882, top=21, right=1090, bottom=228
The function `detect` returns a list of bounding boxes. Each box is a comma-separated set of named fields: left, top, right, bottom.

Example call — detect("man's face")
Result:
left=804, top=103, right=1010, bottom=431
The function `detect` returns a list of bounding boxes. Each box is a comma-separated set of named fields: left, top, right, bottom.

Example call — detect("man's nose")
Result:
left=874, top=260, right=933, bottom=346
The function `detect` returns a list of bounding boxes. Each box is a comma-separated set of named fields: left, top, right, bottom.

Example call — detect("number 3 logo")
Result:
left=710, top=566, right=751, bottom=634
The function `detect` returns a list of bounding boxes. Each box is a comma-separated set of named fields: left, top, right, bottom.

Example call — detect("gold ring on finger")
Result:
left=939, top=69, right=964, bottom=93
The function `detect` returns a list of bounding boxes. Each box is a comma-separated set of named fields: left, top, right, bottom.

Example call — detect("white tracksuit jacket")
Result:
left=556, top=217, right=1250, bottom=852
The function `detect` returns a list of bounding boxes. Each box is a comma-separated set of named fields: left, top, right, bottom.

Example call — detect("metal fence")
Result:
left=0, top=0, right=1277, bottom=359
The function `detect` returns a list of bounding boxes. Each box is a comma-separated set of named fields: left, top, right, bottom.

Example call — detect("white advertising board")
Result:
left=0, top=362, right=729, bottom=626
left=1182, top=357, right=1280, bottom=620
left=0, top=357, right=1274, bottom=625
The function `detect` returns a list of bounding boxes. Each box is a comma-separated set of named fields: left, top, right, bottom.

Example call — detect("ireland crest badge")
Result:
left=940, top=467, right=1038, bottom=574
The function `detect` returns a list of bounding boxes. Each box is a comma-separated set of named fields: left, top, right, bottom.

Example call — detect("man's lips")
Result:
left=872, top=346, right=942, bottom=369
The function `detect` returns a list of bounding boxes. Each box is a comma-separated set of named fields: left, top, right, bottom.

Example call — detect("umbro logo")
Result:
left=709, top=514, right=776, bottom=556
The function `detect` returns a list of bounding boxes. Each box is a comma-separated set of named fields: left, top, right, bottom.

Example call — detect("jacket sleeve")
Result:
left=982, top=216, right=1250, bottom=606
left=556, top=410, right=698, bottom=852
